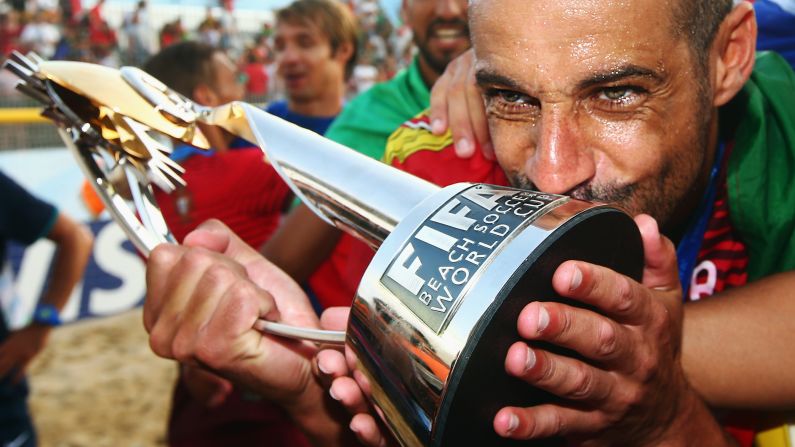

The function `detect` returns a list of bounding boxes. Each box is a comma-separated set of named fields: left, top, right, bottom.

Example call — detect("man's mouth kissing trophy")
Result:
left=5, top=53, right=643, bottom=447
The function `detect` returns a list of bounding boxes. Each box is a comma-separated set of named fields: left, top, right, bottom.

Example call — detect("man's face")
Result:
left=273, top=19, right=345, bottom=102
left=404, top=0, right=471, bottom=75
left=207, top=51, right=245, bottom=105
left=471, top=0, right=716, bottom=230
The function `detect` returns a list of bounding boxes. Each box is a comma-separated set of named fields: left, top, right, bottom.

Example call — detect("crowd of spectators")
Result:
left=0, top=0, right=414, bottom=105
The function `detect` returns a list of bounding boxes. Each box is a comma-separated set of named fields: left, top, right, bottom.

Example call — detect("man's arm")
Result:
left=261, top=203, right=341, bottom=283
left=682, top=271, right=795, bottom=410
left=145, top=220, right=354, bottom=447
left=0, top=212, right=93, bottom=382
left=38, top=212, right=94, bottom=313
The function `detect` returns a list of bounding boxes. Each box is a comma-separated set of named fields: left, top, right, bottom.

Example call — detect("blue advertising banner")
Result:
left=4, top=219, right=146, bottom=328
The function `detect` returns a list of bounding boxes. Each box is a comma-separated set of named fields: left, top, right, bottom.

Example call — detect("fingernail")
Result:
left=570, top=266, right=582, bottom=291
left=317, top=359, right=331, bottom=375
left=506, top=413, right=519, bottom=435
left=431, top=119, right=445, bottom=134
left=537, top=306, right=549, bottom=333
left=525, top=347, right=536, bottom=371
left=329, top=386, right=340, bottom=401
left=456, top=138, right=472, bottom=156
left=349, top=420, right=359, bottom=433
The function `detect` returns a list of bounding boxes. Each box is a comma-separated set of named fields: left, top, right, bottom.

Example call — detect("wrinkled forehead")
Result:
left=470, top=0, right=686, bottom=90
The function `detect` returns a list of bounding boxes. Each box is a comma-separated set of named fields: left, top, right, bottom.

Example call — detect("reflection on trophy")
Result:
left=4, top=52, right=643, bottom=446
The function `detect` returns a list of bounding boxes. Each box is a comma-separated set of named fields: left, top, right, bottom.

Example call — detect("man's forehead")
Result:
left=470, top=0, right=675, bottom=43
left=275, top=18, right=322, bottom=38
left=470, top=0, right=680, bottom=90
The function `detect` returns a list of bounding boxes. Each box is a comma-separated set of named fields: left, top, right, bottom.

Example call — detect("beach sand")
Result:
left=27, top=309, right=177, bottom=447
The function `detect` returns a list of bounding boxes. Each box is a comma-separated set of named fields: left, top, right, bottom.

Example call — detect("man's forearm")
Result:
left=40, top=214, right=93, bottom=310
left=682, top=271, right=795, bottom=409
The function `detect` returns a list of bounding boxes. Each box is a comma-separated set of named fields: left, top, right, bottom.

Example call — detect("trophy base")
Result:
left=433, top=207, right=643, bottom=446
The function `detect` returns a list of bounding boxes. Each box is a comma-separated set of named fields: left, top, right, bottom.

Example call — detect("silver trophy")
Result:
left=5, top=53, right=643, bottom=446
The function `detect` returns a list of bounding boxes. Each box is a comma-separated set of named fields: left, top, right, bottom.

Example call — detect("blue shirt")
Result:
left=265, top=100, right=336, bottom=136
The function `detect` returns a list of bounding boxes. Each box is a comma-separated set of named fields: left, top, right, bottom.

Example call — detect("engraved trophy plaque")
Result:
left=5, top=54, right=643, bottom=446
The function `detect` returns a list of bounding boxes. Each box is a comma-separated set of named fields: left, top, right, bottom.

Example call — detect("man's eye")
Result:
left=593, top=86, right=647, bottom=110
left=600, top=87, right=632, bottom=101
left=483, top=88, right=538, bottom=120
left=496, top=89, right=530, bottom=104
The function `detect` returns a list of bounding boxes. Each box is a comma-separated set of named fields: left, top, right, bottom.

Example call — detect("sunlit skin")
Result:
left=471, top=0, right=719, bottom=234
left=404, top=0, right=471, bottom=85
left=273, top=19, right=349, bottom=115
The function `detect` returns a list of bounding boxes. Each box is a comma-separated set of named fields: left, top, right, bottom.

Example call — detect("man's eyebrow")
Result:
left=474, top=69, right=524, bottom=91
left=576, top=65, right=664, bottom=90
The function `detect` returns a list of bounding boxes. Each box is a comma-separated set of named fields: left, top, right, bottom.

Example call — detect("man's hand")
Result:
left=318, top=216, right=734, bottom=446
left=429, top=48, right=493, bottom=159
left=317, top=307, right=395, bottom=447
left=180, top=364, right=233, bottom=408
left=144, top=219, right=351, bottom=446
left=495, top=215, right=731, bottom=445
left=0, top=325, right=52, bottom=383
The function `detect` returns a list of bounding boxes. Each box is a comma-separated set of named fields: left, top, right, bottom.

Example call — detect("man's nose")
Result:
left=526, top=109, right=595, bottom=195
left=278, top=44, right=300, bottom=65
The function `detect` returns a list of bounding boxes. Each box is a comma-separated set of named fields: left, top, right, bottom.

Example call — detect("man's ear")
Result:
left=192, top=84, right=217, bottom=107
left=712, top=2, right=757, bottom=107
left=334, top=40, right=355, bottom=65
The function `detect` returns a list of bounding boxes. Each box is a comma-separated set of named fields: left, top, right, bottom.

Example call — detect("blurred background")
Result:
left=0, top=0, right=409, bottom=445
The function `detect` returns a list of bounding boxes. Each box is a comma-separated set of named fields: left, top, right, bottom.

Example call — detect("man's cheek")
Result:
left=489, top=122, right=535, bottom=174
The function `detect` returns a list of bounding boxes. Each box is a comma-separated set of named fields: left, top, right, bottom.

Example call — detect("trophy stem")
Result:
left=207, top=103, right=441, bottom=249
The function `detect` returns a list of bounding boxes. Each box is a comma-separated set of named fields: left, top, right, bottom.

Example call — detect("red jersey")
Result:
left=688, top=145, right=750, bottom=300
left=154, top=146, right=291, bottom=250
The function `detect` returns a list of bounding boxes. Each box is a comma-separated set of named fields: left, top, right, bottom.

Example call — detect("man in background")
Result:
left=263, top=0, right=472, bottom=310
left=0, top=171, right=92, bottom=447
left=265, top=0, right=357, bottom=137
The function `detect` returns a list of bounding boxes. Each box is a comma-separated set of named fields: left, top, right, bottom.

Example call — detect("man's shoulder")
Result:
left=339, top=74, right=413, bottom=117
left=325, top=71, right=427, bottom=158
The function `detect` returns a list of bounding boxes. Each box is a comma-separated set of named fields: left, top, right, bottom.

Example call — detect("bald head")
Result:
left=470, top=0, right=733, bottom=73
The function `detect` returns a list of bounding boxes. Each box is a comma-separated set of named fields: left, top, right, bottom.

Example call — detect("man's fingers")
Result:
left=494, top=404, right=605, bottom=440
left=329, top=376, right=370, bottom=414
left=169, top=264, right=245, bottom=362
left=505, top=341, right=615, bottom=403
left=552, top=261, right=652, bottom=324
left=429, top=59, right=452, bottom=135
left=187, top=219, right=320, bottom=328
left=463, top=55, right=492, bottom=159
left=634, top=214, right=679, bottom=291
left=320, top=306, right=350, bottom=331
left=350, top=413, right=388, bottom=447
left=516, top=302, right=628, bottom=365
left=147, top=248, right=222, bottom=357
left=143, top=243, right=183, bottom=331
left=315, top=348, right=348, bottom=389
left=447, top=51, right=476, bottom=158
